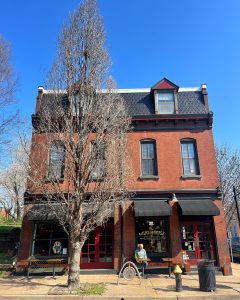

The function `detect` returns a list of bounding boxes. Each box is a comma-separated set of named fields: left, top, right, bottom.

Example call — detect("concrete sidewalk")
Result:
left=0, top=263, right=240, bottom=299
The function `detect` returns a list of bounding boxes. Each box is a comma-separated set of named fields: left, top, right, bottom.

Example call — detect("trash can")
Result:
left=197, top=259, right=216, bottom=292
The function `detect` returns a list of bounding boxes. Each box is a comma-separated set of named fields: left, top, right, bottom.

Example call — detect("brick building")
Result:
left=17, top=78, right=231, bottom=275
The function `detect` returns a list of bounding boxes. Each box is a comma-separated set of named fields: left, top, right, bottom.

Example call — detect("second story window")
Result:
left=91, top=141, right=105, bottom=179
left=141, top=140, right=157, bottom=176
left=181, top=140, right=200, bottom=176
left=157, top=92, right=174, bottom=114
left=48, top=142, right=65, bottom=180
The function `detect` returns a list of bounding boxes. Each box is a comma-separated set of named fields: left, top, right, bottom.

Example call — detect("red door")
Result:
left=181, top=221, right=215, bottom=265
left=80, top=224, right=114, bottom=269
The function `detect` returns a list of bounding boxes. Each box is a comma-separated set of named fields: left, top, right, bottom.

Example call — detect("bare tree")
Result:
left=216, top=144, right=240, bottom=229
left=0, top=34, right=18, bottom=147
left=0, top=141, right=29, bottom=220
left=27, top=0, right=130, bottom=290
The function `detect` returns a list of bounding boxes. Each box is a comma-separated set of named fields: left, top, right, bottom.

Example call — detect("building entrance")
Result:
left=80, top=224, right=114, bottom=269
left=181, top=221, right=215, bottom=265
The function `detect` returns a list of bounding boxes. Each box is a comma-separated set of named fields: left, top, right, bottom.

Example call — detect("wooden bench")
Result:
left=26, top=257, right=68, bottom=278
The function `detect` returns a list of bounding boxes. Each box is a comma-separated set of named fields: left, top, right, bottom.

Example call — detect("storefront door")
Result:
left=181, top=221, right=215, bottom=265
left=80, top=224, right=113, bottom=269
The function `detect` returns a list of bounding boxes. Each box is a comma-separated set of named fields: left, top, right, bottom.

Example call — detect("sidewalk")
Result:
left=0, top=263, right=240, bottom=299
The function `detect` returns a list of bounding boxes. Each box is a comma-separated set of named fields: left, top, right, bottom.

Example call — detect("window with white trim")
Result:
left=141, top=140, right=157, bottom=176
left=91, top=140, right=105, bottom=179
left=157, top=92, right=175, bottom=114
left=181, top=140, right=200, bottom=175
left=48, top=142, right=65, bottom=180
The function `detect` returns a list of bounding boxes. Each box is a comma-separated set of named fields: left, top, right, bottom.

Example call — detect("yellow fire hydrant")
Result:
left=173, top=265, right=183, bottom=292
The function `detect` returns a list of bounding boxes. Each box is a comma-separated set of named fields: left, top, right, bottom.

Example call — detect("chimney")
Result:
left=201, top=83, right=209, bottom=111
left=35, top=86, right=44, bottom=113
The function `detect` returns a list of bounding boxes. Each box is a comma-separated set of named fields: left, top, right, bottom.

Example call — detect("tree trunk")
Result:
left=16, top=199, right=21, bottom=220
left=67, top=239, right=82, bottom=290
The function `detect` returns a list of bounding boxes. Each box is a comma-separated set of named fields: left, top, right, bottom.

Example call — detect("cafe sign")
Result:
left=139, top=230, right=165, bottom=241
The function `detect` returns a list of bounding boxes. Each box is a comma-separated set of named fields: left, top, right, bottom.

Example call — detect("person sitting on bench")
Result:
left=135, top=243, right=148, bottom=269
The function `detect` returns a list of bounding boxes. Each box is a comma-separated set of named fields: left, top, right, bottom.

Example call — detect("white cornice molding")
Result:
left=39, top=87, right=202, bottom=94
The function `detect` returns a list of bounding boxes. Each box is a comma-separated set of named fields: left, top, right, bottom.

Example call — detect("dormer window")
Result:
left=157, top=92, right=174, bottom=114
left=151, top=78, right=179, bottom=115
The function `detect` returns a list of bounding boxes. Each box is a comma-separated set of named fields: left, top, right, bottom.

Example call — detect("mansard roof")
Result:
left=38, top=78, right=208, bottom=117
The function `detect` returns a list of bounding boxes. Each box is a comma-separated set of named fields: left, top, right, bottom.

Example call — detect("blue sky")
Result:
left=0, top=0, right=239, bottom=147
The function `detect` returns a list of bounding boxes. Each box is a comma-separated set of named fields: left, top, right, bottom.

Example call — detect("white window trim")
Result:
left=154, top=90, right=176, bottom=114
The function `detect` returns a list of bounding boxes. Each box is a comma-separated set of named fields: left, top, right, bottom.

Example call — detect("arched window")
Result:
left=140, top=139, right=158, bottom=176
left=48, top=142, right=65, bottom=180
left=180, top=139, right=200, bottom=175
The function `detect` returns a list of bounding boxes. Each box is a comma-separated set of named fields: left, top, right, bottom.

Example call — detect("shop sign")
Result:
left=139, top=230, right=165, bottom=240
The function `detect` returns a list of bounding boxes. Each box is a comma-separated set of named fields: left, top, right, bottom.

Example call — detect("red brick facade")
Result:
left=17, top=79, right=231, bottom=275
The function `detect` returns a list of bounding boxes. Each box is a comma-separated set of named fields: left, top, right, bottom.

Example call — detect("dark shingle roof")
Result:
left=40, top=90, right=208, bottom=117
left=121, top=90, right=207, bottom=116
left=121, top=93, right=155, bottom=116
left=177, top=92, right=207, bottom=114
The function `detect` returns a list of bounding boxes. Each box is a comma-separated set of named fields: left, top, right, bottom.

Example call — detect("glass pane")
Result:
left=99, top=244, right=105, bottom=252
left=91, top=160, right=104, bottom=178
left=35, top=224, right=52, bottom=239
left=187, top=143, right=195, bottom=158
left=106, top=245, right=112, bottom=252
left=49, top=144, right=65, bottom=178
left=106, top=227, right=112, bottom=236
left=52, top=224, right=68, bottom=238
left=89, top=232, right=95, bottom=244
left=181, top=144, right=189, bottom=158
left=89, top=245, right=95, bottom=252
left=100, top=235, right=105, bottom=243
left=106, top=235, right=112, bottom=243
left=82, top=244, right=88, bottom=253
left=158, top=102, right=174, bottom=114
left=89, top=254, right=94, bottom=262
left=141, top=143, right=148, bottom=159
left=148, top=144, right=154, bottom=158
left=200, top=251, right=209, bottom=259
left=188, top=251, right=196, bottom=259
left=99, top=254, right=106, bottom=262
left=136, top=218, right=168, bottom=255
left=105, top=254, right=112, bottom=262
left=33, top=240, right=50, bottom=256
left=183, top=159, right=190, bottom=174
left=157, top=93, right=174, bottom=101
left=82, top=254, right=88, bottom=263
left=189, top=159, right=196, bottom=174
left=141, top=143, right=155, bottom=159
left=142, top=159, right=155, bottom=175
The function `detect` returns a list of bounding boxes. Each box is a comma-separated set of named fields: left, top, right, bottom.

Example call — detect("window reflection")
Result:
left=136, top=218, right=169, bottom=259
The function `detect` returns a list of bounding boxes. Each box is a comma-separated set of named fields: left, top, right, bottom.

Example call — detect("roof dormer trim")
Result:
left=151, top=77, right=179, bottom=91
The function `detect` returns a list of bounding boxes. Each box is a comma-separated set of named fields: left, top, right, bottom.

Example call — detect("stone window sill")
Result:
left=89, top=177, right=105, bottom=182
left=44, top=177, right=65, bottom=183
left=181, top=175, right=202, bottom=180
left=138, top=175, right=160, bottom=180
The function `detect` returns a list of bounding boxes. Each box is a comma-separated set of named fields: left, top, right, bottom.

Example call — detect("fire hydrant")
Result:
left=173, top=265, right=183, bottom=292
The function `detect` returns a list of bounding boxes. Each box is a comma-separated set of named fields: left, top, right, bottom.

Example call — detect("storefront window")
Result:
left=135, top=218, right=169, bottom=259
left=31, top=223, right=68, bottom=257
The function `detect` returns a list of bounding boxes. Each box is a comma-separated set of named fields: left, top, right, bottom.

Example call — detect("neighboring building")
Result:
left=17, top=78, right=231, bottom=275
left=0, top=207, right=11, bottom=220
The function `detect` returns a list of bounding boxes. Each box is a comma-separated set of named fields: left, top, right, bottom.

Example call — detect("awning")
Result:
left=134, top=200, right=172, bottom=217
left=27, top=202, right=114, bottom=220
left=27, top=203, right=65, bottom=220
left=178, top=200, right=220, bottom=216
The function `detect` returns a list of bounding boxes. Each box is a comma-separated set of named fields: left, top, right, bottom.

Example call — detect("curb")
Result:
left=1, top=295, right=240, bottom=300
